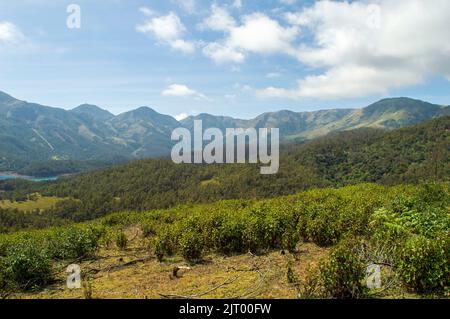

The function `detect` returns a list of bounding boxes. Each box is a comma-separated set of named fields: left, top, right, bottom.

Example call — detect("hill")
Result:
left=1, top=116, right=447, bottom=224
left=0, top=91, right=448, bottom=175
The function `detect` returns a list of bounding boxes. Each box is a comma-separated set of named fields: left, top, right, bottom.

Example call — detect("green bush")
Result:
left=152, top=226, right=179, bottom=260
left=115, top=231, right=128, bottom=250
left=48, top=226, right=101, bottom=259
left=397, top=234, right=449, bottom=292
left=319, top=240, right=367, bottom=298
left=4, top=243, right=53, bottom=289
left=179, top=230, right=204, bottom=262
left=141, top=220, right=157, bottom=237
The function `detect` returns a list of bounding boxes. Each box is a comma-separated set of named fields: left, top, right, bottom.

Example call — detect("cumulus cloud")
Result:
left=175, top=112, right=189, bottom=121
left=201, top=5, right=236, bottom=31
left=258, top=0, right=450, bottom=99
left=0, top=22, right=25, bottom=45
left=201, top=6, right=298, bottom=64
left=203, top=42, right=245, bottom=64
left=162, top=84, right=207, bottom=99
left=136, top=10, right=195, bottom=53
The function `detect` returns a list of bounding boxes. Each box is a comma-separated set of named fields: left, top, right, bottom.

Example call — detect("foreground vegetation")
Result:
left=0, top=183, right=448, bottom=299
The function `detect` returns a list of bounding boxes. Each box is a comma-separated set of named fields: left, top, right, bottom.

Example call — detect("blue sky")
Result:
left=0, top=0, right=449, bottom=119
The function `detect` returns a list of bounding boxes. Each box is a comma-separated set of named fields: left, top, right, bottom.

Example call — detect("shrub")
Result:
left=282, top=228, right=299, bottom=253
left=179, top=230, right=204, bottom=262
left=306, top=216, right=341, bottom=247
left=212, top=217, right=246, bottom=254
left=115, top=231, right=128, bottom=250
left=152, top=226, right=179, bottom=261
left=4, top=243, right=53, bottom=289
left=397, top=234, right=449, bottom=292
left=48, top=226, right=101, bottom=259
left=319, top=240, right=367, bottom=298
left=141, top=220, right=157, bottom=237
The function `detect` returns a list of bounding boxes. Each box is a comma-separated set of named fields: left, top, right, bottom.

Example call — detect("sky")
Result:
left=0, top=0, right=449, bottom=119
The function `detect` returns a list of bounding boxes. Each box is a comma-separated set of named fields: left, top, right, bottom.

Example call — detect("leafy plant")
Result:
left=397, top=234, right=449, bottom=293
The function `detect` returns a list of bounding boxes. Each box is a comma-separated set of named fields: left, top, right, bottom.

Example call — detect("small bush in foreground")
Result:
left=397, top=234, right=449, bottom=293
left=115, top=231, right=128, bottom=250
left=319, top=240, right=367, bottom=299
left=4, top=244, right=53, bottom=289
left=179, top=230, right=204, bottom=262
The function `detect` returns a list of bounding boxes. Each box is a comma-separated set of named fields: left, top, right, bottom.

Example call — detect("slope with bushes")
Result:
left=0, top=183, right=448, bottom=298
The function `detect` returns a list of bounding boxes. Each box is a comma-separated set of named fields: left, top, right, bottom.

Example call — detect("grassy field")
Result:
left=0, top=194, right=61, bottom=211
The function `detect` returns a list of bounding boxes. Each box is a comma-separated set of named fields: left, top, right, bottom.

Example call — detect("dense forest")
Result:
left=0, top=116, right=448, bottom=229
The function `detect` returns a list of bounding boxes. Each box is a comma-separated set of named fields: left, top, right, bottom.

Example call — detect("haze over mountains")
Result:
left=0, top=90, right=448, bottom=172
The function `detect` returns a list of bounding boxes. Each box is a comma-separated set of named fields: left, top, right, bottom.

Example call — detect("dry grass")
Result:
left=0, top=194, right=62, bottom=211
left=12, top=228, right=328, bottom=299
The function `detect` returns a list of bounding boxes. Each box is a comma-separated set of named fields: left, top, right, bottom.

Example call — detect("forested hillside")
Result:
left=0, top=116, right=448, bottom=227
left=1, top=90, right=448, bottom=174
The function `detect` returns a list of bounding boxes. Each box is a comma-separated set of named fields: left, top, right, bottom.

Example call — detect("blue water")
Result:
left=0, top=174, right=58, bottom=182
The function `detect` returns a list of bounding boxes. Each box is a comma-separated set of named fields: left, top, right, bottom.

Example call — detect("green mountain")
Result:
left=3, top=116, right=446, bottom=222
left=0, top=91, right=448, bottom=174
left=182, top=97, right=449, bottom=141
left=71, top=104, right=115, bottom=121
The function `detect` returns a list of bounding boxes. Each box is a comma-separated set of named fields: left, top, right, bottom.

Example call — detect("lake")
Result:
left=0, top=173, right=58, bottom=182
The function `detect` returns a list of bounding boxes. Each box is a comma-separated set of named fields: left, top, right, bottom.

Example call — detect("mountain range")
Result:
left=0, top=90, right=448, bottom=172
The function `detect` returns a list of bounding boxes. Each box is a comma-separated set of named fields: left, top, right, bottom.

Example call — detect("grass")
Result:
left=13, top=229, right=328, bottom=299
left=0, top=194, right=62, bottom=211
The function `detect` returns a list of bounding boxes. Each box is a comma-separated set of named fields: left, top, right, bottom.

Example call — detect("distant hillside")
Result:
left=182, top=97, right=449, bottom=140
left=2, top=116, right=446, bottom=222
left=0, top=90, right=448, bottom=174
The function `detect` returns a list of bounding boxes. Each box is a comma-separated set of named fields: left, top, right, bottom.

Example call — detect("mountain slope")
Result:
left=181, top=97, right=449, bottom=141
left=3, top=116, right=445, bottom=222
left=0, top=91, right=448, bottom=173
left=71, top=104, right=115, bottom=121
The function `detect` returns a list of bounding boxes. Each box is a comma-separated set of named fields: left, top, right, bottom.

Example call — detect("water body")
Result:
left=0, top=173, right=58, bottom=182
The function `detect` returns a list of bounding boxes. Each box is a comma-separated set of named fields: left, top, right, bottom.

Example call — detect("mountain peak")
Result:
left=71, top=104, right=114, bottom=120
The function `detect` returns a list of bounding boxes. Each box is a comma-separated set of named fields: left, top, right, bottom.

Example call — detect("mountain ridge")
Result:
left=0, top=90, right=448, bottom=172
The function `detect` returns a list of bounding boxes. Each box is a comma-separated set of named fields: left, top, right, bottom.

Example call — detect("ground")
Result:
left=12, top=227, right=328, bottom=299
left=0, top=194, right=61, bottom=211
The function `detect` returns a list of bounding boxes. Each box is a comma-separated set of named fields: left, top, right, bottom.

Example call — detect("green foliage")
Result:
left=115, top=231, right=128, bottom=250
left=47, top=226, right=102, bottom=259
left=319, top=239, right=367, bottom=299
left=2, top=117, right=447, bottom=229
left=4, top=243, right=53, bottom=290
left=0, top=182, right=448, bottom=297
left=178, top=230, right=204, bottom=262
left=397, top=234, right=449, bottom=293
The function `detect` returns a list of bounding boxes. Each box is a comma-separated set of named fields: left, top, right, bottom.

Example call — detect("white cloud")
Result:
left=172, top=0, right=196, bottom=14
left=203, top=42, right=245, bottom=64
left=201, top=5, right=236, bottom=31
left=0, top=22, right=25, bottom=45
left=259, top=0, right=450, bottom=99
left=175, top=112, right=189, bottom=121
left=162, top=84, right=207, bottom=99
left=139, top=7, right=156, bottom=17
left=201, top=7, right=298, bottom=64
left=232, top=0, right=243, bottom=9
left=137, top=11, right=195, bottom=53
